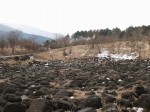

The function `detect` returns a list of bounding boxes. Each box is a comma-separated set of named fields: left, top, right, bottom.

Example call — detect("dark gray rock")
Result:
left=0, top=106, right=3, bottom=112
left=102, top=94, right=116, bottom=103
left=3, top=87, right=16, bottom=95
left=55, top=100, right=72, bottom=111
left=4, top=94, right=22, bottom=102
left=134, top=86, right=146, bottom=96
left=117, top=98, right=133, bottom=107
left=101, top=103, right=118, bottom=112
left=140, top=94, right=150, bottom=110
left=27, top=99, right=54, bottom=112
left=82, top=95, right=102, bottom=109
left=55, top=89, right=73, bottom=98
left=0, top=96, right=7, bottom=107
left=4, top=103, right=26, bottom=112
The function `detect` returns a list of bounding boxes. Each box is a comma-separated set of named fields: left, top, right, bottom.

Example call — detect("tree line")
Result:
left=44, top=25, right=150, bottom=49
left=43, top=25, right=150, bottom=58
left=72, top=25, right=150, bottom=40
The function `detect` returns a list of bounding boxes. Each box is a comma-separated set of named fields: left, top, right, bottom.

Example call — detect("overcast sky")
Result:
left=0, top=0, right=150, bottom=34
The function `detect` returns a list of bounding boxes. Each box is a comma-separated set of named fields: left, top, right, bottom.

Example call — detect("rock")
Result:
left=82, top=95, right=102, bottom=109
left=27, top=99, right=54, bottom=112
left=55, top=100, right=72, bottom=111
left=3, top=87, right=16, bottom=95
left=40, top=81, right=49, bottom=85
left=38, top=87, right=50, bottom=95
left=78, top=107, right=96, bottom=112
left=101, top=103, right=118, bottom=112
left=145, top=86, right=150, bottom=94
left=55, top=90, right=73, bottom=98
left=134, top=86, right=146, bottom=96
left=33, top=90, right=44, bottom=97
left=102, top=94, right=116, bottom=103
left=139, top=94, right=150, bottom=109
left=121, top=92, right=136, bottom=101
left=117, top=98, right=133, bottom=107
left=4, top=94, right=22, bottom=102
left=0, top=106, right=3, bottom=112
left=0, top=96, right=7, bottom=107
left=121, top=108, right=129, bottom=112
left=4, top=103, right=26, bottom=112
left=22, top=99, right=31, bottom=109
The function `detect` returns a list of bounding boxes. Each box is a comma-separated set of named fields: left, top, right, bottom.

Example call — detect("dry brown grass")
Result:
left=1, top=40, right=149, bottom=62
left=33, top=41, right=150, bottom=61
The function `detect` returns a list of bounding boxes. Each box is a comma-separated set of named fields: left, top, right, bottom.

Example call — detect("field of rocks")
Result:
left=0, top=57, right=150, bottom=112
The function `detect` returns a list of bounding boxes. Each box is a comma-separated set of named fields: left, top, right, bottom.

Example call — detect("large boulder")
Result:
left=4, top=103, right=26, bottom=112
left=81, top=95, right=102, bottom=109
left=134, top=86, right=146, bottom=96
left=139, top=94, right=150, bottom=110
left=4, top=94, right=22, bottom=102
left=0, top=106, right=3, bottom=112
left=54, top=100, right=73, bottom=111
left=3, top=87, right=16, bottom=95
left=117, top=98, right=133, bottom=108
left=27, top=99, right=54, bottom=112
left=102, top=93, right=116, bottom=103
left=101, top=103, right=118, bottom=112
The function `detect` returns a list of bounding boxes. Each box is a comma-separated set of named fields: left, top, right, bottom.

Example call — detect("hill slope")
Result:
left=0, top=24, right=51, bottom=43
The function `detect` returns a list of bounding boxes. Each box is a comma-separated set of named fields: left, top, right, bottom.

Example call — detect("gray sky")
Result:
left=0, top=0, right=150, bottom=34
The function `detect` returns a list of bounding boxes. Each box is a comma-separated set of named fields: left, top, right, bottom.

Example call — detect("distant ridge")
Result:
left=4, top=23, right=62, bottom=39
left=0, top=24, right=62, bottom=43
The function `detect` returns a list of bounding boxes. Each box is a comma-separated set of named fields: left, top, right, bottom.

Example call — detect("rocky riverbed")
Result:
left=0, top=57, right=150, bottom=112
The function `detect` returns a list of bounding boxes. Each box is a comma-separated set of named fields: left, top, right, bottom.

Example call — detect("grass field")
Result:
left=34, top=41, right=150, bottom=61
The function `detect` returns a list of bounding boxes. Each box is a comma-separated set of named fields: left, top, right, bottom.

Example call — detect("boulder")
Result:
left=27, top=99, right=54, bottom=112
left=82, top=95, right=102, bottom=109
left=134, top=86, right=146, bottom=96
left=101, top=103, right=118, bottom=112
left=3, top=87, right=16, bottom=95
left=140, top=94, right=150, bottom=110
left=4, top=94, right=22, bottom=102
left=4, top=103, right=26, bottom=112
left=117, top=98, right=132, bottom=107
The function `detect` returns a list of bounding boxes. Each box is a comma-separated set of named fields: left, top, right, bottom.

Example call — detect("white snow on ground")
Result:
left=132, top=107, right=143, bottom=112
left=97, top=51, right=138, bottom=60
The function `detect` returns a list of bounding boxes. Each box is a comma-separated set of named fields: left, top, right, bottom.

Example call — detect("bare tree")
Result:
left=7, top=31, right=22, bottom=54
left=116, top=40, right=122, bottom=54
left=21, top=39, right=33, bottom=52
left=136, top=43, right=144, bottom=58
left=0, top=34, right=6, bottom=55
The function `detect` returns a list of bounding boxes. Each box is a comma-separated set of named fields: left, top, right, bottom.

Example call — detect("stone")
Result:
left=4, top=103, right=26, bottom=112
left=117, top=98, right=133, bottom=107
left=134, top=86, right=146, bottom=96
left=4, top=94, right=22, bottom=102
left=27, top=99, right=54, bottom=112
left=101, top=103, right=118, bottom=112
left=82, top=95, right=102, bottom=109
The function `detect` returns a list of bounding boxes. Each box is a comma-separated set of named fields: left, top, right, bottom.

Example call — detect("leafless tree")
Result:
left=116, top=40, right=122, bottom=54
left=136, top=43, right=144, bottom=58
left=7, top=31, right=22, bottom=54
left=0, top=34, right=6, bottom=55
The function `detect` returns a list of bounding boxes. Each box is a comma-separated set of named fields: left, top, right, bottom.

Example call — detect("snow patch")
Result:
left=132, top=107, right=143, bottom=112
left=118, top=79, right=123, bottom=82
left=97, top=51, right=138, bottom=60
